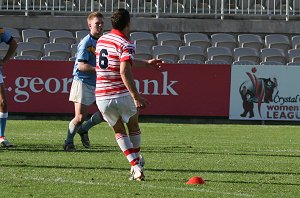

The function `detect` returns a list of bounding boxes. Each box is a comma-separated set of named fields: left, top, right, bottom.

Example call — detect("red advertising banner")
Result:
left=4, top=60, right=231, bottom=116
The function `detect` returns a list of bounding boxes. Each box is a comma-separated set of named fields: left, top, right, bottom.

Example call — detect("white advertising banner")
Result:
left=230, top=65, right=300, bottom=121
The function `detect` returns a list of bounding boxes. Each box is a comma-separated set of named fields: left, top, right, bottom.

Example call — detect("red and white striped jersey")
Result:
left=95, top=29, right=135, bottom=100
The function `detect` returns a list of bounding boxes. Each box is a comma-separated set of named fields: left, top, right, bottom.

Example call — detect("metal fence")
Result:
left=0, top=0, right=299, bottom=20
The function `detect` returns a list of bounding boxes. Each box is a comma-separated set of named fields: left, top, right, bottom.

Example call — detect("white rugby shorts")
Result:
left=69, top=79, right=96, bottom=106
left=96, top=95, right=137, bottom=127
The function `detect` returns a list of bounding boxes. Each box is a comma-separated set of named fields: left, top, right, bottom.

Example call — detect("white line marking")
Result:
left=22, top=176, right=253, bottom=197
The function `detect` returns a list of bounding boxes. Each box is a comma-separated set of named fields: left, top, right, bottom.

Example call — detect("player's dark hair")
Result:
left=111, top=8, right=130, bottom=31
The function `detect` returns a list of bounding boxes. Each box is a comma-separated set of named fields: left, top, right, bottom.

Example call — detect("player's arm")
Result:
left=77, top=61, right=96, bottom=73
left=0, top=38, right=17, bottom=65
left=120, top=61, right=149, bottom=109
left=133, top=58, right=162, bottom=69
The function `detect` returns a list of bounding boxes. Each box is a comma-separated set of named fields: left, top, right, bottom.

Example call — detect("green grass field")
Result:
left=1, top=120, right=299, bottom=198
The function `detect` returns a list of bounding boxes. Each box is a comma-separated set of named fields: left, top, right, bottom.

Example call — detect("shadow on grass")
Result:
left=144, top=147, right=300, bottom=158
left=1, top=144, right=300, bottom=158
left=0, top=144, right=119, bottom=153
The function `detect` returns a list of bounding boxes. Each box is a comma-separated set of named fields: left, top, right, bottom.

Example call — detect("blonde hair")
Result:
left=87, top=12, right=103, bottom=23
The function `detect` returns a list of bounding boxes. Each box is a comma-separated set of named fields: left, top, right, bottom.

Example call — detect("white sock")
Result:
left=65, top=121, right=80, bottom=144
left=129, top=130, right=141, bottom=157
left=115, top=133, right=139, bottom=166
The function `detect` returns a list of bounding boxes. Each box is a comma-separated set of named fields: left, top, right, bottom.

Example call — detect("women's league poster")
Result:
left=229, top=65, right=300, bottom=121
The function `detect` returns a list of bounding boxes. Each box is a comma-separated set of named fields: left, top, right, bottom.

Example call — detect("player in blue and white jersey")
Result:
left=0, top=27, right=18, bottom=147
left=63, top=12, right=104, bottom=151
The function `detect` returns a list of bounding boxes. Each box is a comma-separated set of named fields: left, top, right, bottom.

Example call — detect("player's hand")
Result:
left=147, top=59, right=163, bottom=69
left=134, top=96, right=150, bottom=109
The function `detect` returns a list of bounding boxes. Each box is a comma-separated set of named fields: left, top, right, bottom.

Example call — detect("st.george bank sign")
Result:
left=4, top=60, right=230, bottom=116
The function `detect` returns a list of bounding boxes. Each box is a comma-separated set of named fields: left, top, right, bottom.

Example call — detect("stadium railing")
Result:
left=0, top=0, right=299, bottom=20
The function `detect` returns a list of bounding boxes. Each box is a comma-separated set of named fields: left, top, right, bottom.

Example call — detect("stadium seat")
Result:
left=135, top=44, right=152, bottom=60
left=184, top=33, right=210, bottom=50
left=152, top=45, right=179, bottom=62
left=291, top=35, right=300, bottom=49
left=4, top=27, right=21, bottom=42
left=287, top=61, right=300, bottom=66
left=207, top=46, right=234, bottom=63
left=16, top=42, right=43, bottom=58
left=260, top=60, right=283, bottom=65
left=178, top=59, right=204, bottom=64
left=211, top=33, right=237, bottom=51
left=156, top=32, right=182, bottom=47
left=178, top=46, right=206, bottom=62
left=265, top=34, right=291, bottom=54
left=130, top=32, right=156, bottom=47
left=288, top=48, right=300, bottom=62
left=0, top=42, right=9, bottom=58
left=49, top=30, right=76, bottom=47
left=238, top=34, right=264, bottom=52
left=22, top=29, right=48, bottom=45
left=232, top=60, right=256, bottom=65
left=41, top=55, right=68, bottom=61
left=70, top=43, right=78, bottom=58
left=14, top=55, right=40, bottom=60
left=234, top=47, right=260, bottom=63
left=205, top=59, right=230, bottom=64
left=260, top=48, right=287, bottom=64
left=75, top=30, right=89, bottom=43
left=69, top=56, right=76, bottom=61
left=161, top=58, right=177, bottom=63
left=43, top=43, right=71, bottom=60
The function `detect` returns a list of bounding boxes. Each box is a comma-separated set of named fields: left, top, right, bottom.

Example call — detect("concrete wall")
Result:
left=2, top=15, right=300, bottom=37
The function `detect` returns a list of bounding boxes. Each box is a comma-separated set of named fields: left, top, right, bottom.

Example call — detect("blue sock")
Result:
left=79, top=111, right=102, bottom=133
left=0, top=112, right=8, bottom=137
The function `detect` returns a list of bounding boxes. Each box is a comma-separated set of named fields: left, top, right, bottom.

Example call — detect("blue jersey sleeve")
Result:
left=77, top=40, right=90, bottom=62
left=0, top=28, right=13, bottom=44
left=72, top=34, right=97, bottom=86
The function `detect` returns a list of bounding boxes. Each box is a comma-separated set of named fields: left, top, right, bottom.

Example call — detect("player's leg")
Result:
left=126, top=112, right=143, bottom=165
left=126, top=113, right=145, bottom=180
left=76, top=83, right=102, bottom=148
left=118, top=96, right=144, bottom=180
left=78, top=111, right=103, bottom=133
left=0, top=82, right=12, bottom=147
left=100, top=100, right=140, bottom=169
left=113, top=119, right=143, bottom=181
left=77, top=110, right=103, bottom=148
left=64, top=102, right=88, bottom=151
left=97, top=98, right=143, bottom=180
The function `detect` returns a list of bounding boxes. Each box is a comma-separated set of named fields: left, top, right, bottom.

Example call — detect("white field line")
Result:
left=260, top=150, right=300, bottom=153
left=23, top=176, right=253, bottom=197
